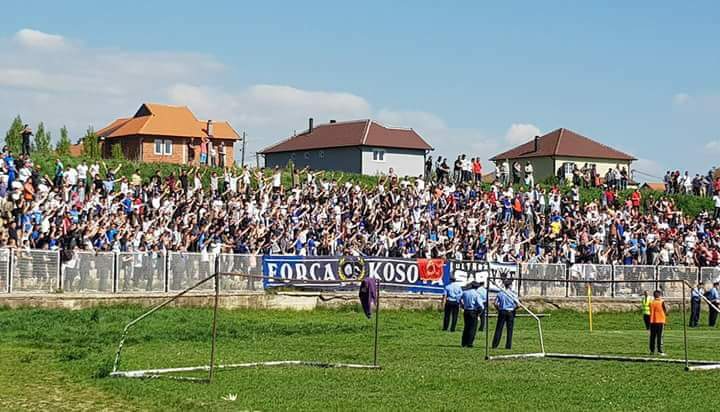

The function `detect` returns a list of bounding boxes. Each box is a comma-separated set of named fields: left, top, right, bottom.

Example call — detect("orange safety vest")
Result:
left=649, top=299, right=666, bottom=324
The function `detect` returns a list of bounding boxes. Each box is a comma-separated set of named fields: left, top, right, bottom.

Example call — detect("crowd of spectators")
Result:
left=1, top=146, right=720, bottom=269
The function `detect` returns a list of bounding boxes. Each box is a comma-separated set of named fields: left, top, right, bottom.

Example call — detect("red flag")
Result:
left=417, top=258, right=445, bottom=281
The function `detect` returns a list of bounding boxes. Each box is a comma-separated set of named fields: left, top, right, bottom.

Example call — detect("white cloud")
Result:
left=705, top=140, right=720, bottom=154
left=376, top=110, right=447, bottom=130
left=504, top=123, right=541, bottom=145
left=13, top=28, right=67, bottom=50
left=0, top=28, right=517, bottom=170
left=672, top=93, right=690, bottom=106
left=167, top=83, right=372, bottom=146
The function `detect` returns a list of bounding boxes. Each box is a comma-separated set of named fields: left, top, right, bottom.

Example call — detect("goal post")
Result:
left=485, top=277, right=720, bottom=372
left=110, top=272, right=382, bottom=382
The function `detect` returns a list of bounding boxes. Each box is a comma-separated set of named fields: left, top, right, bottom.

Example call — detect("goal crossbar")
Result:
left=110, top=272, right=382, bottom=382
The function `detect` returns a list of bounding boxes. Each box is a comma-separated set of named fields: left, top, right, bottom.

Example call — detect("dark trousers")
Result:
left=443, top=301, right=459, bottom=331
left=492, top=310, right=515, bottom=349
left=690, top=300, right=701, bottom=327
left=649, top=323, right=664, bottom=353
left=710, top=304, right=718, bottom=327
left=478, top=308, right=486, bottom=332
left=643, top=314, right=651, bottom=330
left=461, top=310, right=478, bottom=347
left=22, top=138, right=31, bottom=156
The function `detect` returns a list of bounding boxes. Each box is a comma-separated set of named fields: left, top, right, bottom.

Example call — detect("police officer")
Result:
left=476, top=281, right=501, bottom=332
left=443, top=277, right=463, bottom=332
left=492, top=279, right=518, bottom=350
left=707, top=282, right=720, bottom=327
left=460, top=282, right=483, bottom=348
left=690, top=283, right=704, bottom=328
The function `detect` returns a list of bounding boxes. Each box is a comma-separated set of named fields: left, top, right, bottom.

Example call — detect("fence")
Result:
left=518, top=263, right=710, bottom=298
left=0, top=249, right=718, bottom=297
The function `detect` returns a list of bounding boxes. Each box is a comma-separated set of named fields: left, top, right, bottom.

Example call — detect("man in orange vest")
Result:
left=649, top=290, right=668, bottom=356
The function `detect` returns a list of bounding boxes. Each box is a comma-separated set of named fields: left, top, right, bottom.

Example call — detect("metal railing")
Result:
left=0, top=249, right=718, bottom=297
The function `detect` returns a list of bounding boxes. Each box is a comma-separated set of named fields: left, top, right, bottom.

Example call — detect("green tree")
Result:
left=5, top=115, right=23, bottom=154
left=56, top=125, right=71, bottom=156
left=81, top=126, right=101, bottom=159
left=111, top=143, right=125, bottom=160
left=34, top=122, right=51, bottom=154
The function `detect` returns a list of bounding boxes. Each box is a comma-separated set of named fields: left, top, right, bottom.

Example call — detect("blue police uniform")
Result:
left=443, top=282, right=463, bottom=332
left=492, top=288, right=518, bottom=349
left=460, top=287, right=484, bottom=347
left=708, top=286, right=719, bottom=327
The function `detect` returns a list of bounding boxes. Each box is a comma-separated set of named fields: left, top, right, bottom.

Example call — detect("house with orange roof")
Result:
left=94, top=103, right=240, bottom=165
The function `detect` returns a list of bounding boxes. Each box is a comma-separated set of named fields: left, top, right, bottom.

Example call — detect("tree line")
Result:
left=4, top=115, right=124, bottom=160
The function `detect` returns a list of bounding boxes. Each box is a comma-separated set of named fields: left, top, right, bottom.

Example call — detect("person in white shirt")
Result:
left=89, top=162, right=100, bottom=180
left=77, top=161, right=88, bottom=186
left=272, top=167, right=282, bottom=192
left=713, top=193, right=720, bottom=219
left=524, top=162, right=534, bottom=187
left=65, top=167, right=78, bottom=187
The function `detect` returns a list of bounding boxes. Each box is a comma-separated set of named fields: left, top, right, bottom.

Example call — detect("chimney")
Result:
left=207, top=120, right=214, bottom=137
left=533, top=135, right=539, bottom=152
left=308, top=117, right=314, bottom=132
left=329, top=119, right=336, bottom=124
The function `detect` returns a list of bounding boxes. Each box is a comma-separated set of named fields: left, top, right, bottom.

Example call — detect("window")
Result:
left=563, top=162, right=575, bottom=175
left=304, top=152, right=310, bottom=159
left=319, top=150, right=325, bottom=159
left=372, top=149, right=385, bottom=162
left=154, top=139, right=173, bottom=156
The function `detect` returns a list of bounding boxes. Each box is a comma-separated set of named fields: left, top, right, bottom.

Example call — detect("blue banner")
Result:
left=262, top=255, right=449, bottom=293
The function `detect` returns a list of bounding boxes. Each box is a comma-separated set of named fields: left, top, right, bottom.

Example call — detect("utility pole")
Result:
left=241, top=131, right=246, bottom=166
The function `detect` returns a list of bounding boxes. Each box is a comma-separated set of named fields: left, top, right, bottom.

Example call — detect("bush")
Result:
left=110, top=144, right=125, bottom=160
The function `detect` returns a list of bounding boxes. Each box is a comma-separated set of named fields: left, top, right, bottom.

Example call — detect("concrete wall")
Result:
left=361, top=147, right=425, bottom=177
left=264, top=147, right=363, bottom=173
left=0, top=292, right=690, bottom=313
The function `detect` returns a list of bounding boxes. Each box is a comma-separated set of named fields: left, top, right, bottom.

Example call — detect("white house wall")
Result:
left=361, top=147, right=426, bottom=177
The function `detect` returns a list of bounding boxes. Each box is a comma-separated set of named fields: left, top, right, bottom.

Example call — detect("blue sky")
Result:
left=1, top=1, right=719, bottom=179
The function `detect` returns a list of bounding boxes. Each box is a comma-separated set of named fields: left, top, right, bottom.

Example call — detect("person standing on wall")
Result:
left=492, top=279, right=518, bottom=350
left=649, top=290, right=668, bottom=356
left=690, top=283, right=703, bottom=328
left=460, top=281, right=483, bottom=348
left=21, top=124, right=33, bottom=156
left=641, top=290, right=652, bottom=331
left=442, top=277, right=463, bottom=332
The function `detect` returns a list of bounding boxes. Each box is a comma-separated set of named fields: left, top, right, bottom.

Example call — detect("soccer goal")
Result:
left=110, top=273, right=381, bottom=382
left=485, top=277, right=720, bottom=372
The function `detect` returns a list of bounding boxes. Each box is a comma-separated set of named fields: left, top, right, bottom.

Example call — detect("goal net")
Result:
left=110, top=272, right=381, bottom=382
left=485, top=277, right=720, bottom=372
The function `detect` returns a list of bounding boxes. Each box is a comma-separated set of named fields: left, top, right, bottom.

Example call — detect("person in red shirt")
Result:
left=473, top=159, right=482, bottom=183
left=605, top=188, right=615, bottom=207
left=631, top=189, right=642, bottom=212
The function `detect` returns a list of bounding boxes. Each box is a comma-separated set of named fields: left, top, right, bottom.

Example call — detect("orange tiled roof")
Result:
left=96, top=103, right=240, bottom=140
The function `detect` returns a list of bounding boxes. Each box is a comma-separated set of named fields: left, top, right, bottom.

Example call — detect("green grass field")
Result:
left=1, top=304, right=719, bottom=411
